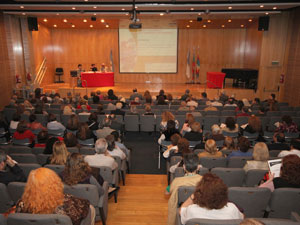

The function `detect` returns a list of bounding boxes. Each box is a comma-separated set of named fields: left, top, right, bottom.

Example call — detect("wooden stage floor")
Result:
left=42, top=82, right=258, bottom=100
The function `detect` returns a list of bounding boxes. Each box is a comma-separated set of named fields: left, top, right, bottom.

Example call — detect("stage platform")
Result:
left=42, top=82, right=258, bottom=100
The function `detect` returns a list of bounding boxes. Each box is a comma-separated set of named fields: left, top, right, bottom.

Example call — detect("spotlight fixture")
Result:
left=241, top=24, right=244, bottom=27
left=43, top=18, right=48, bottom=22
left=186, top=25, right=190, bottom=28
left=203, top=25, right=206, bottom=28
left=221, top=25, right=225, bottom=28
left=273, top=7, right=277, bottom=10
left=101, top=19, right=105, bottom=23
left=72, top=25, right=75, bottom=28
left=228, top=19, right=232, bottom=23
left=260, top=5, right=264, bottom=8
left=228, top=6, right=232, bottom=9
left=248, top=19, right=253, bottom=22
left=197, top=17, right=202, bottom=22
left=91, top=16, right=96, bottom=21
left=106, top=24, right=109, bottom=28
left=90, top=25, right=93, bottom=28
left=160, top=13, right=164, bottom=16
left=207, top=20, right=211, bottom=23
left=53, top=24, right=57, bottom=27
left=20, top=6, right=24, bottom=9
left=83, top=19, right=87, bottom=22
left=63, top=19, right=67, bottom=22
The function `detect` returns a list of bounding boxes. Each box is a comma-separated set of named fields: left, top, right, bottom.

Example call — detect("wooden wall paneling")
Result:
left=0, top=13, right=14, bottom=109
left=257, top=13, right=290, bottom=100
left=284, top=8, right=300, bottom=106
left=244, top=28, right=263, bottom=69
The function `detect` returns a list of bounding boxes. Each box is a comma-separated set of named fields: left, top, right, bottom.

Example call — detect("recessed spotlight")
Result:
left=221, top=25, right=225, bottom=28
left=189, top=20, right=193, bottom=23
left=83, top=19, right=87, bottom=22
left=260, top=5, right=264, bottom=8
left=135, top=6, right=138, bottom=9
left=56, top=13, right=59, bottom=15
left=106, top=24, right=109, bottom=28
left=186, top=25, right=190, bottom=28
left=198, top=13, right=202, bottom=15
left=228, top=19, right=232, bottom=23
left=240, top=24, right=244, bottom=28
left=190, top=8, right=194, bottom=11
left=248, top=19, right=252, bottom=22
left=122, top=8, right=125, bottom=11
left=43, top=18, right=48, bottom=22
left=90, top=25, right=93, bottom=28
left=125, top=13, right=129, bottom=16
left=207, top=20, right=211, bottom=23
left=228, top=6, right=232, bottom=9
left=72, top=25, right=75, bottom=28
left=20, top=6, right=24, bottom=9
left=273, top=7, right=277, bottom=10
left=72, top=7, right=76, bottom=10
left=84, top=0, right=88, bottom=1
left=93, top=13, right=96, bottom=16
left=265, top=12, right=269, bottom=15
left=22, top=13, right=26, bottom=15
left=101, top=19, right=105, bottom=23
left=203, top=25, right=206, bottom=28
left=160, top=13, right=164, bottom=16
left=63, top=19, right=67, bottom=23
left=53, top=24, right=57, bottom=27
left=93, top=6, right=97, bottom=9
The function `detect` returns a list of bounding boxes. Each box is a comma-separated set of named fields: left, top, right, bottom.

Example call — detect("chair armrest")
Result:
left=291, top=211, right=300, bottom=222
left=98, top=181, right=109, bottom=207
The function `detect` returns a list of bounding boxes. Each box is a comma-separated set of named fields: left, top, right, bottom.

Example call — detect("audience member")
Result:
left=224, top=98, right=237, bottom=107
left=179, top=173, right=243, bottom=224
left=243, top=142, right=269, bottom=172
left=204, top=102, right=218, bottom=111
left=221, top=117, right=238, bottom=133
left=63, top=104, right=75, bottom=115
left=205, top=124, right=225, bottom=142
left=96, top=117, right=115, bottom=139
left=220, top=136, right=236, bottom=152
left=47, top=113, right=66, bottom=131
left=157, top=95, right=168, bottom=105
left=10, top=113, right=21, bottom=130
left=97, top=104, right=105, bottom=115
left=0, top=150, right=26, bottom=185
left=27, top=114, right=47, bottom=131
left=13, top=120, right=35, bottom=147
left=189, top=106, right=202, bottom=117
left=64, top=132, right=79, bottom=148
left=227, top=137, right=252, bottom=159
left=240, top=115, right=264, bottom=139
left=183, top=122, right=203, bottom=142
left=34, top=130, right=49, bottom=148
left=186, top=97, right=198, bottom=108
left=66, top=114, right=79, bottom=131
left=156, top=89, right=167, bottom=100
left=111, top=102, right=126, bottom=117
left=178, top=101, right=189, bottom=111
left=106, top=135, right=126, bottom=160
left=198, top=139, right=223, bottom=158
left=160, top=111, right=179, bottom=131
left=236, top=106, right=250, bottom=117
left=163, top=133, right=181, bottom=159
left=110, top=131, right=130, bottom=157
left=48, top=141, right=69, bottom=165
left=276, top=115, right=298, bottom=133
left=278, top=141, right=300, bottom=157
left=267, top=132, right=290, bottom=151
left=87, top=112, right=99, bottom=130
left=158, top=120, right=180, bottom=144
left=107, top=89, right=118, bottom=100
left=143, top=104, right=155, bottom=116
left=181, top=114, right=195, bottom=134
left=76, top=122, right=96, bottom=141
left=43, top=136, right=60, bottom=154
left=130, top=88, right=143, bottom=100
left=181, top=89, right=190, bottom=101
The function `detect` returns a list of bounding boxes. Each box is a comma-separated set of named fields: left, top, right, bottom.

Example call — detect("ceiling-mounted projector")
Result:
left=129, top=23, right=142, bottom=29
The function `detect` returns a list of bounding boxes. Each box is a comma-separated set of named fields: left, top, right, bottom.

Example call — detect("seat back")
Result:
left=78, top=138, right=94, bottom=147
left=245, top=169, right=268, bottom=187
left=0, top=183, right=13, bottom=213
left=36, top=154, right=50, bottom=165
left=78, top=115, right=90, bottom=123
left=198, top=167, right=209, bottom=176
left=44, top=164, right=65, bottom=175
left=268, top=188, right=300, bottom=219
left=10, top=154, right=38, bottom=164
left=8, top=146, right=32, bottom=154
left=202, top=117, right=219, bottom=131
left=211, top=168, right=245, bottom=187
left=79, top=147, right=95, bottom=155
left=228, top=187, right=271, bottom=218
left=7, top=182, right=26, bottom=204
left=236, top=116, right=249, bottom=126
left=177, top=186, right=196, bottom=207
left=61, top=114, right=71, bottom=126
left=227, top=157, right=252, bottom=168
left=124, top=115, right=139, bottom=131
left=140, top=115, right=155, bottom=132
left=185, top=218, right=242, bottom=225
left=199, top=157, right=227, bottom=169
left=64, top=184, right=99, bottom=207
left=18, top=163, right=41, bottom=178
left=47, top=129, right=65, bottom=137
left=7, top=213, right=72, bottom=225
left=0, top=214, right=6, bottom=225
left=12, top=138, right=31, bottom=147
left=97, top=166, right=119, bottom=186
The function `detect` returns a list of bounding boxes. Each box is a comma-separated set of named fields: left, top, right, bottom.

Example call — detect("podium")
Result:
left=206, top=72, right=226, bottom=89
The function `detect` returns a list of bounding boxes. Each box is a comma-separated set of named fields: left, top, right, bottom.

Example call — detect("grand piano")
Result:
left=221, top=68, right=258, bottom=90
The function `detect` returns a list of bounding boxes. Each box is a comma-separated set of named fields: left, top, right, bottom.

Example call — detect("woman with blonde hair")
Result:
left=221, top=136, right=236, bottom=153
left=160, top=111, right=179, bottom=131
left=49, top=141, right=69, bottom=165
left=198, top=139, right=222, bottom=158
left=15, top=167, right=92, bottom=225
left=243, top=142, right=269, bottom=172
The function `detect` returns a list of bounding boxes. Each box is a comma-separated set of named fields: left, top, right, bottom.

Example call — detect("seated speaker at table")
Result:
left=90, top=63, right=98, bottom=72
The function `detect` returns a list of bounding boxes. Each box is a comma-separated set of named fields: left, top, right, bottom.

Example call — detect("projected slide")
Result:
left=119, top=28, right=178, bottom=73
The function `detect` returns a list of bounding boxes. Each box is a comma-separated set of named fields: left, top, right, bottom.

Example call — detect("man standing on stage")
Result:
left=77, top=64, right=84, bottom=87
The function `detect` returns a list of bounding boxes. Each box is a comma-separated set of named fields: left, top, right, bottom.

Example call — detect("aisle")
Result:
left=100, top=174, right=169, bottom=225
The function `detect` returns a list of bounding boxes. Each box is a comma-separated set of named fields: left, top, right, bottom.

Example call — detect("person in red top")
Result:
left=13, top=120, right=36, bottom=147
left=236, top=106, right=250, bottom=118
left=77, top=99, right=91, bottom=111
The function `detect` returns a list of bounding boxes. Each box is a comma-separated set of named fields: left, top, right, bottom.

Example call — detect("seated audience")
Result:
left=76, top=122, right=96, bottom=141
left=236, top=106, right=250, bottom=117
left=78, top=105, right=91, bottom=116
left=186, top=97, right=198, bottom=108
left=34, top=130, right=49, bottom=148
left=276, top=115, right=298, bottom=133
left=204, top=102, right=218, bottom=111
left=111, top=102, right=125, bottom=117
left=97, top=104, right=105, bottom=115
left=188, top=106, right=202, bottom=117
left=183, top=122, right=203, bottom=142
left=13, top=120, right=35, bottom=147
left=15, top=168, right=92, bottom=225
left=143, top=90, right=152, bottom=101
left=47, top=141, right=69, bottom=165
left=64, top=132, right=79, bottom=148
left=160, top=111, right=179, bottom=131
left=96, top=117, right=116, bottom=139
left=157, top=95, right=168, bottom=105
left=63, top=104, right=75, bottom=115
left=240, top=115, right=264, bottom=140
left=220, top=136, right=236, bottom=153
left=178, top=101, right=190, bottom=111
left=163, top=133, right=181, bottom=159
left=278, top=141, right=300, bottom=157
left=181, top=114, right=195, bottom=135
left=156, top=89, right=167, bottom=100
left=84, top=138, right=118, bottom=170
left=47, top=113, right=66, bottom=131
left=205, top=124, right=225, bottom=142
left=0, top=113, right=10, bottom=141
left=243, top=142, right=269, bottom=172
left=105, top=135, right=126, bottom=160
left=168, top=153, right=202, bottom=225
left=128, top=105, right=138, bottom=115
left=267, top=132, right=290, bottom=151
left=227, top=137, right=252, bottom=159
left=180, top=89, right=190, bottom=101
left=224, top=98, right=237, bottom=107
left=143, top=104, right=155, bottom=116
left=66, top=114, right=79, bottom=131
left=27, top=114, right=46, bottom=131
left=61, top=153, right=104, bottom=195
left=43, top=136, right=60, bottom=154
left=158, top=120, right=180, bottom=144
left=107, top=89, right=118, bottom=100
left=0, top=150, right=26, bottom=184
left=130, top=88, right=143, bottom=100
left=10, top=113, right=21, bottom=130
left=169, top=138, right=193, bottom=172
left=180, top=173, right=243, bottom=224
left=198, top=139, right=223, bottom=158
left=221, top=117, right=239, bottom=133
left=260, top=155, right=300, bottom=190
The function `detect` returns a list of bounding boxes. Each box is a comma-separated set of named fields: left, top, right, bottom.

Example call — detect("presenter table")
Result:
left=81, top=72, right=114, bottom=87
left=206, top=72, right=226, bottom=89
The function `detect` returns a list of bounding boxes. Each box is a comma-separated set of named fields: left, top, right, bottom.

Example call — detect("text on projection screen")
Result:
left=119, top=28, right=178, bottom=73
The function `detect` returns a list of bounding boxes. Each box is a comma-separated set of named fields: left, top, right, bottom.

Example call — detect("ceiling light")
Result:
left=106, top=24, right=109, bottom=28
left=72, top=25, right=75, bottom=28
left=125, top=13, right=129, bottom=15
left=90, top=25, right=93, bottom=28
left=273, top=7, right=277, bottom=10
left=20, top=6, right=24, bottom=9
left=248, top=19, right=252, bottom=22
left=228, top=6, right=232, bottom=9
left=189, top=20, right=193, bottom=23
left=43, top=18, right=48, bottom=22
left=63, top=19, right=67, bottom=23
left=203, top=25, right=206, bottom=28
left=135, top=6, right=138, bottom=9
left=198, top=13, right=202, bottom=16
left=265, top=12, right=269, bottom=15
left=84, top=0, right=88, bottom=1
left=22, top=13, right=26, bottom=15
left=228, top=19, right=232, bottom=23
left=207, top=20, right=211, bottom=23
left=260, top=5, right=264, bottom=8
left=241, top=24, right=244, bottom=28
left=72, top=7, right=76, bottom=10
left=101, top=19, right=105, bottom=23
left=186, top=25, right=190, bottom=28
left=83, top=19, right=87, bottom=22
left=160, top=13, right=164, bottom=16
left=53, top=24, right=57, bottom=27
left=93, top=6, right=97, bottom=9
left=56, top=13, right=59, bottom=15
left=221, top=25, right=225, bottom=28
left=122, top=8, right=125, bottom=11
left=93, top=13, right=96, bottom=16
left=190, top=8, right=194, bottom=11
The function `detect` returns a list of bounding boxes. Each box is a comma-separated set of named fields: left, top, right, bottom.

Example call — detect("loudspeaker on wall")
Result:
left=28, top=17, right=38, bottom=31
left=258, top=16, right=269, bottom=31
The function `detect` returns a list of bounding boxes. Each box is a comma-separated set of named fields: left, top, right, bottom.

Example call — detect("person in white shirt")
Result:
left=47, top=113, right=66, bottom=131
left=186, top=97, right=198, bottom=108
left=105, top=135, right=126, bottom=160
left=180, top=173, right=243, bottom=225
left=278, top=143, right=300, bottom=157
left=84, top=138, right=118, bottom=171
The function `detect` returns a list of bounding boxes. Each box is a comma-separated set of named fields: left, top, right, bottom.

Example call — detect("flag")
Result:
left=196, top=53, right=200, bottom=78
left=186, top=50, right=190, bottom=79
left=192, top=51, right=196, bottom=80
left=110, top=49, right=114, bottom=72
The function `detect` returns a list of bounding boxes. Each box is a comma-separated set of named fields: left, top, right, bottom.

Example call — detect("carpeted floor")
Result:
left=124, top=132, right=167, bottom=174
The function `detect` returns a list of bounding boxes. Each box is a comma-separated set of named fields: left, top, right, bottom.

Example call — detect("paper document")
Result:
left=268, top=159, right=282, bottom=178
